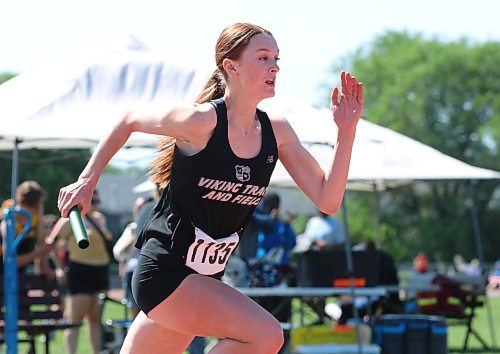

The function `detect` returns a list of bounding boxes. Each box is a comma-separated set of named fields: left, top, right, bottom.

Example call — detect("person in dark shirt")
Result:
left=57, top=23, right=364, bottom=354
left=254, top=193, right=296, bottom=266
left=236, top=203, right=275, bottom=261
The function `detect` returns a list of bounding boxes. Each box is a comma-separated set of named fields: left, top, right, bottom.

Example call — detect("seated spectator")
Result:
left=468, top=258, right=482, bottom=276
left=454, top=254, right=468, bottom=273
left=254, top=193, right=297, bottom=268
left=236, top=202, right=275, bottom=262
left=299, top=209, right=344, bottom=251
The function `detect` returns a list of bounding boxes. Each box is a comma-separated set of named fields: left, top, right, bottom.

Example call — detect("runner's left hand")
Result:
left=330, top=71, right=364, bottom=133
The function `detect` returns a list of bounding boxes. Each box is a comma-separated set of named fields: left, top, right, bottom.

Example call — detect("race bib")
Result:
left=185, top=227, right=239, bottom=275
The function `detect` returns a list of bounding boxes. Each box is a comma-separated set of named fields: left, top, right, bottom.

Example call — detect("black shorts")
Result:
left=131, top=253, right=194, bottom=314
left=132, top=253, right=223, bottom=315
left=67, top=261, right=109, bottom=295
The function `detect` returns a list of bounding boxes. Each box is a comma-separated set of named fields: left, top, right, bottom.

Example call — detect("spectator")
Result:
left=300, top=209, right=344, bottom=251
left=454, top=255, right=482, bottom=276
left=249, top=192, right=297, bottom=354
left=0, top=198, right=14, bottom=222
left=467, top=258, right=481, bottom=276
left=40, top=213, right=67, bottom=313
left=113, top=196, right=148, bottom=318
left=255, top=193, right=296, bottom=267
left=236, top=203, right=275, bottom=262
left=48, top=190, right=112, bottom=354
left=0, top=181, right=52, bottom=274
left=454, top=254, right=469, bottom=274
left=413, top=252, right=429, bottom=273
left=134, top=184, right=162, bottom=239
left=41, top=213, right=60, bottom=271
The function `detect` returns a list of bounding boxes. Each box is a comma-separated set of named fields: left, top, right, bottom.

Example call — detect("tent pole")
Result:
left=468, top=181, right=497, bottom=347
left=341, top=195, right=364, bottom=354
left=372, top=182, right=382, bottom=248
left=469, top=181, right=485, bottom=266
left=10, top=138, right=21, bottom=201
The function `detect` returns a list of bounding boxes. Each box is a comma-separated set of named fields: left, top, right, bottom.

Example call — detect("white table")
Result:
left=295, top=343, right=381, bottom=354
left=238, top=287, right=387, bottom=298
left=237, top=287, right=387, bottom=326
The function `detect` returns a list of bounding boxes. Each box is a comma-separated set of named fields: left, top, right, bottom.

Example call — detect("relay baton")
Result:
left=68, top=206, right=90, bottom=249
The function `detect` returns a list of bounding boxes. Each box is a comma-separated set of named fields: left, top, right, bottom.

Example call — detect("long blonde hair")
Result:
left=150, top=23, right=272, bottom=189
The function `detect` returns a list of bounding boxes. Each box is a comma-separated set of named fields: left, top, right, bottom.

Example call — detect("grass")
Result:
left=447, top=296, right=500, bottom=353
left=12, top=294, right=500, bottom=353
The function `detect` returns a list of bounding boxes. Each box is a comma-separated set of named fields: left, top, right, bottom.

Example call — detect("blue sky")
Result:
left=2, top=0, right=499, bottom=166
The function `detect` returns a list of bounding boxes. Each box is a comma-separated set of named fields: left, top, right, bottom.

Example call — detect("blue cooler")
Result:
left=374, top=314, right=447, bottom=354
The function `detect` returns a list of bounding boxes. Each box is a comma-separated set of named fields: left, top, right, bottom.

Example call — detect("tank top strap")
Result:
left=209, top=99, right=278, bottom=158
left=256, top=108, right=278, bottom=156
left=208, top=98, right=228, bottom=142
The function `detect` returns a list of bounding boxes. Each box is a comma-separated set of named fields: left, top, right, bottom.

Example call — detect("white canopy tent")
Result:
left=0, top=36, right=212, bottom=197
left=257, top=96, right=500, bottom=190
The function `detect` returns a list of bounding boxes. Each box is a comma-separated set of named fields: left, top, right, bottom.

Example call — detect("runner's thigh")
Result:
left=121, top=311, right=193, bottom=354
left=148, top=273, right=283, bottom=342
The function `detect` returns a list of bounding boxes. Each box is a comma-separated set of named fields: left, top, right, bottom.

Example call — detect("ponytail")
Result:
left=149, top=137, right=175, bottom=189
left=149, top=69, right=226, bottom=188
left=196, top=68, right=226, bottom=104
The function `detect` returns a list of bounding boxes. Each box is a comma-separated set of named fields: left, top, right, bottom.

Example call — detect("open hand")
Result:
left=330, top=71, right=364, bottom=132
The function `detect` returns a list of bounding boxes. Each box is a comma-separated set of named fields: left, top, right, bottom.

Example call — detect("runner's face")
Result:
left=233, top=33, right=280, bottom=99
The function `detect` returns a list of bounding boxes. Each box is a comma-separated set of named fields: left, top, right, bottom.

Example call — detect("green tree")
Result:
left=0, top=149, right=91, bottom=215
left=331, top=32, right=500, bottom=262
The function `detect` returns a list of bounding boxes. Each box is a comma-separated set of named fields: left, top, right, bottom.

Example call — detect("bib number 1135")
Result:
left=186, top=227, right=239, bottom=275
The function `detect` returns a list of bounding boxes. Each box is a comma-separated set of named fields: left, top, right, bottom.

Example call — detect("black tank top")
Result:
left=137, top=99, right=278, bottom=271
